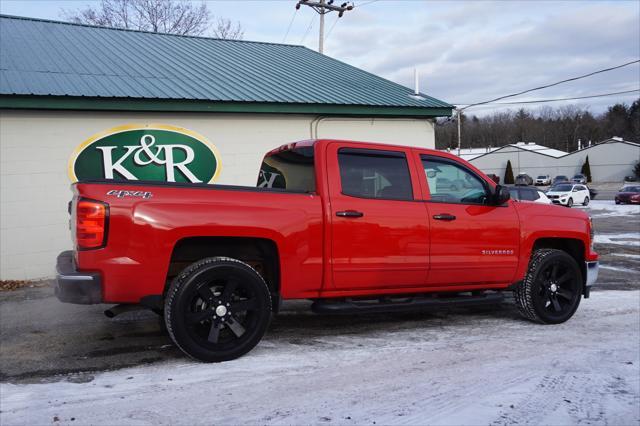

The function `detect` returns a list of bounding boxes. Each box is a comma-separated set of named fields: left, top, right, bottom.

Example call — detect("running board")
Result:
left=311, top=292, right=505, bottom=315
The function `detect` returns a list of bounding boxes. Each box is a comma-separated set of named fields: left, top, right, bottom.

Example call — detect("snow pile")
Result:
left=600, top=264, right=638, bottom=273
left=586, top=200, right=640, bottom=217
left=1, top=292, right=639, bottom=426
left=594, top=233, right=640, bottom=246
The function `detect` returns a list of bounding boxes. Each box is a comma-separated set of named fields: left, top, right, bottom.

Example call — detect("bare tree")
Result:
left=212, top=17, right=244, bottom=40
left=435, top=99, right=639, bottom=151
left=62, top=0, right=242, bottom=39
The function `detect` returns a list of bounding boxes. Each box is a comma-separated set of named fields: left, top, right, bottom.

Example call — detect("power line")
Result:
left=454, top=59, right=640, bottom=156
left=324, top=15, right=340, bottom=41
left=459, top=59, right=640, bottom=110
left=454, top=89, right=640, bottom=107
left=282, top=8, right=298, bottom=43
left=356, top=0, right=380, bottom=7
left=300, top=13, right=316, bottom=43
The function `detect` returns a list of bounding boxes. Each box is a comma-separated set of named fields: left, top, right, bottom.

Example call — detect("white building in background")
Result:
left=454, top=138, right=639, bottom=183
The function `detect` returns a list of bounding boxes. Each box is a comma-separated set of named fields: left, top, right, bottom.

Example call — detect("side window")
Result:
left=338, top=148, right=413, bottom=200
left=421, top=157, right=488, bottom=204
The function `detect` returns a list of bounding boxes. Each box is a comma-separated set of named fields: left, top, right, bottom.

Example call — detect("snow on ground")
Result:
left=594, top=233, right=640, bottom=246
left=612, top=253, right=640, bottom=260
left=2, top=291, right=639, bottom=426
left=585, top=200, right=640, bottom=217
left=599, top=264, right=638, bottom=273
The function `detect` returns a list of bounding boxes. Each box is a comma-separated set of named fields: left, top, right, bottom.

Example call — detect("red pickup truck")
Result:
left=56, top=139, right=599, bottom=362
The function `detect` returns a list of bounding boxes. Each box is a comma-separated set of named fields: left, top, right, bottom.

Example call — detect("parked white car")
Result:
left=535, top=175, right=551, bottom=186
left=508, top=186, right=552, bottom=204
left=546, top=183, right=590, bottom=207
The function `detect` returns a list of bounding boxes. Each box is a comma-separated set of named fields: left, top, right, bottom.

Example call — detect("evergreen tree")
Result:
left=504, top=160, right=515, bottom=184
left=581, top=156, right=592, bottom=183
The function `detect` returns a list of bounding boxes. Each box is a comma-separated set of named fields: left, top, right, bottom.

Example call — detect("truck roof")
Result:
left=268, top=139, right=456, bottom=160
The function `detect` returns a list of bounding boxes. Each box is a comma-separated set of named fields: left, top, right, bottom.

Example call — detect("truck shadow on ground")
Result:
left=0, top=286, right=524, bottom=384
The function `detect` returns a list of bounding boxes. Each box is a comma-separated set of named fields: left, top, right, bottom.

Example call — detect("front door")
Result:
left=419, top=155, right=520, bottom=286
left=327, top=144, right=429, bottom=290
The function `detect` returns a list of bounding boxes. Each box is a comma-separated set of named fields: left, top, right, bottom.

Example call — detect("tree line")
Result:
left=435, top=99, right=640, bottom=152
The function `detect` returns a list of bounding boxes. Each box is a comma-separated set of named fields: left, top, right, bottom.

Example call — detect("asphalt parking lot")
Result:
left=0, top=199, right=638, bottom=425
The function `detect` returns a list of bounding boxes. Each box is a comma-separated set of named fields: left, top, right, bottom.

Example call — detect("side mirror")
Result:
left=493, top=185, right=511, bottom=205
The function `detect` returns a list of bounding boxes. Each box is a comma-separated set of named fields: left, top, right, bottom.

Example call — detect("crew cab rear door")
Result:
left=417, top=153, right=520, bottom=286
left=326, top=142, right=429, bottom=290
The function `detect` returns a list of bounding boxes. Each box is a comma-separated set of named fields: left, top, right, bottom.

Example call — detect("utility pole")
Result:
left=456, top=108, right=462, bottom=156
left=296, top=0, right=354, bottom=54
left=319, top=0, right=325, bottom=53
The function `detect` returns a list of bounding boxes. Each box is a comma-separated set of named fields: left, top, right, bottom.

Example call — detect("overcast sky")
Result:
left=1, top=0, right=639, bottom=116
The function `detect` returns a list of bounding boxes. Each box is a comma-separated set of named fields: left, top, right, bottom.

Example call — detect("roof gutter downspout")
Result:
left=310, top=116, right=328, bottom=139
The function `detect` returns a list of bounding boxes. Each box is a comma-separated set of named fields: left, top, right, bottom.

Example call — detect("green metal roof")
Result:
left=0, top=15, right=452, bottom=116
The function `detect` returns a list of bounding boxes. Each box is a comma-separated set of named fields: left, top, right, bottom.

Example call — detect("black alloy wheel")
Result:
left=165, top=257, right=272, bottom=362
left=514, top=249, right=582, bottom=324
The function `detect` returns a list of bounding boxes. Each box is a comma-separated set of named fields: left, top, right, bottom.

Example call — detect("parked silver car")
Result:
left=535, top=175, right=551, bottom=186
left=572, top=174, right=587, bottom=184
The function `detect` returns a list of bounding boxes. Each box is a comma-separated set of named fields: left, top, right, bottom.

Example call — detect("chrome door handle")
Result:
left=336, top=210, right=364, bottom=218
left=433, top=213, right=456, bottom=221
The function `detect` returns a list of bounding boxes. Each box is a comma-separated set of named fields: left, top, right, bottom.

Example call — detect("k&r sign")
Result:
left=68, top=124, right=221, bottom=184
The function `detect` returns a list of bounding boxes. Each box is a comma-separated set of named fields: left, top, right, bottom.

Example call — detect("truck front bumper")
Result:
left=584, top=261, right=599, bottom=298
left=55, top=251, right=103, bottom=304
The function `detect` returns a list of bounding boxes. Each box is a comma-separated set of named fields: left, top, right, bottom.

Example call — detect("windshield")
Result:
left=257, top=146, right=315, bottom=192
left=553, top=184, right=573, bottom=192
left=537, top=176, right=546, bottom=179
left=622, top=186, right=640, bottom=192
left=573, top=175, right=584, bottom=178
left=556, top=176, right=567, bottom=180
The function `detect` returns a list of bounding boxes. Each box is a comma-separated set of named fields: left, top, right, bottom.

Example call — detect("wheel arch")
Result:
left=531, top=237, right=586, bottom=290
left=166, top=236, right=281, bottom=312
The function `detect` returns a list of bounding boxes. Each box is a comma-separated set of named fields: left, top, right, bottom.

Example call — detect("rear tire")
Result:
left=514, top=249, right=583, bottom=324
left=583, top=196, right=590, bottom=206
left=165, top=257, right=272, bottom=362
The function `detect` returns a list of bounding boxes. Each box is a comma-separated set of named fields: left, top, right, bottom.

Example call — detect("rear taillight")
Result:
left=75, top=199, right=108, bottom=250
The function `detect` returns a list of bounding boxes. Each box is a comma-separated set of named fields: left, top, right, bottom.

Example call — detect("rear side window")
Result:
left=258, top=146, right=315, bottom=192
left=338, top=148, right=413, bottom=200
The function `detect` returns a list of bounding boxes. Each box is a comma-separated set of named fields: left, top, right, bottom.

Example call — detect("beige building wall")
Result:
left=0, top=109, right=435, bottom=280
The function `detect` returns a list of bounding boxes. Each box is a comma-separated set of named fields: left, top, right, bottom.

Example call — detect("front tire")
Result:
left=514, top=249, right=583, bottom=324
left=583, top=196, right=590, bottom=206
left=567, top=198, right=573, bottom=207
left=165, top=257, right=272, bottom=362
